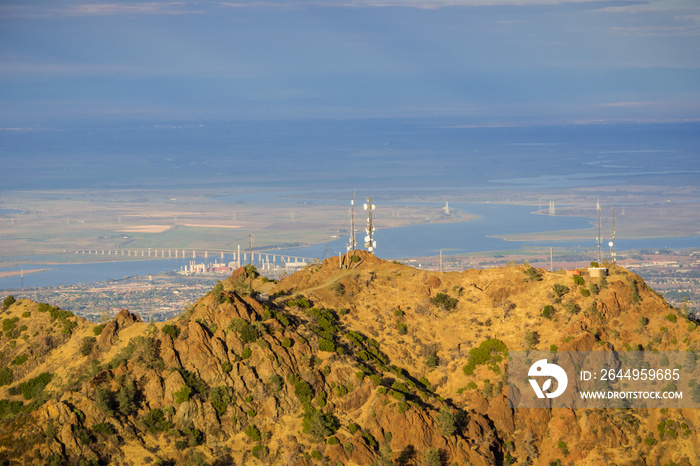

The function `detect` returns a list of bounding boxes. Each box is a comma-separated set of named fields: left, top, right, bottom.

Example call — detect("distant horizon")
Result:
left=2, top=0, right=699, bottom=124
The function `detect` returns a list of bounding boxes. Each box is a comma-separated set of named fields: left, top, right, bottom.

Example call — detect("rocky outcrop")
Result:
left=97, top=309, right=143, bottom=351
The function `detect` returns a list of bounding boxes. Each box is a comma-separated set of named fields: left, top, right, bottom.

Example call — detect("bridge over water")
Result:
left=72, top=248, right=315, bottom=270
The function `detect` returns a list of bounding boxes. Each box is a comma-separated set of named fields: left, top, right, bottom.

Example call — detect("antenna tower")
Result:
left=596, top=199, right=602, bottom=263
left=609, top=207, right=616, bottom=263
left=348, top=193, right=357, bottom=252
left=248, top=234, right=254, bottom=265
left=364, top=196, right=376, bottom=253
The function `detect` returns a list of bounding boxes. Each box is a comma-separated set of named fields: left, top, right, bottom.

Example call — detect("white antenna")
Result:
left=609, top=207, right=616, bottom=263
left=364, top=196, right=376, bottom=253
left=596, top=199, right=602, bottom=263
left=348, top=192, right=357, bottom=252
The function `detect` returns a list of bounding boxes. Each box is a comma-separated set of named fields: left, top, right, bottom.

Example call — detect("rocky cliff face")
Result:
left=0, top=252, right=698, bottom=465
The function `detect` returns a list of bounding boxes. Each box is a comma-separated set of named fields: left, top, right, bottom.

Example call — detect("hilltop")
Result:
left=0, top=251, right=698, bottom=465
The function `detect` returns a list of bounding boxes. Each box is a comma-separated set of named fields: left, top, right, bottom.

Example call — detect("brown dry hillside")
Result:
left=0, top=252, right=698, bottom=465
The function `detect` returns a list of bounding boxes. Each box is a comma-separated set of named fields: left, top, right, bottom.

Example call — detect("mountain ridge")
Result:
left=0, top=251, right=698, bottom=465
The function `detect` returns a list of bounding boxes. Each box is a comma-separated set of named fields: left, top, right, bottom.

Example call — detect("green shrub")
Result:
left=241, top=347, right=252, bottom=359
left=92, top=324, right=106, bottom=336
left=288, top=296, right=312, bottom=309
left=141, top=408, right=173, bottom=433
left=92, top=422, right=116, bottom=435
left=2, top=317, right=18, bottom=332
left=221, top=361, right=233, bottom=373
left=80, top=337, right=97, bottom=356
left=524, top=330, right=540, bottom=349
left=209, top=386, right=231, bottom=415
left=327, top=436, right=340, bottom=445
left=294, top=380, right=314, bottom=404
left=174, top=386, right=191, bottom=404
left=0, top=367, right=13, bottom=386
left=463, top=339, right=508, bottom=375
left=210, top=281, right=227, bottom=304
left=573, top=275, right=585, bottom=286
left=580, top=288, right=591, bottom=297
left=269, top=374, right=283, bottom=392
left=436, top=406, right=456, bottom=436
left=397, top=322, right=408, bottom=335
left=245, top=424, right=262, bottom=441
left=541, top=305, right=555, bottom=319
left=524, top=266, right=542, bottom=282
left=431, top=293, right=458, bottom=311
left=11, top=354, right=28, bottom=366
left=161, top=324, right=181, bottom=339
left=2, top=296, right=15, bottom=308
left=348, top=422, right=360, bottom=434
left=666, top=313, right=677, bottom=323
left=274, top=311, right=291, bottom=327
left=0, top=399, right=23, bottom=420
left=21, top=311, right=30, bottom=318
left=302, top=408, right=340, bottom=440
left=282, top=337, right=293, bottom=347
left=552, top=284, right=569, bottom=302
left=252, top=445, right=269, bottom=460
left=319, top=338, right=336, bottom=352
left=10, top=372, right=53, bottom=400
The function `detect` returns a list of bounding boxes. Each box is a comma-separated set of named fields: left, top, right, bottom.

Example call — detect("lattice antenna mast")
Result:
left=364, top=196, right=376, bottom=253
left=609, top=207, right=616, bottom=263
left=348, top=192, right=357, bottom=252
left=596, top=199, right=602, bottom=263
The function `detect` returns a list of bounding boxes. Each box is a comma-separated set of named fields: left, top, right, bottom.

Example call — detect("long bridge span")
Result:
left=72, top=248, right=315, bottom=270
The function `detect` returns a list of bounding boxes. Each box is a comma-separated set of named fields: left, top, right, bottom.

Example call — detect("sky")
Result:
left=0, top=0, right=699, bottom=124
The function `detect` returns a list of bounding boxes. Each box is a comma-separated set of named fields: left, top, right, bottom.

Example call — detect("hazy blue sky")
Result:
left=1, top=0, right=699, bottom=124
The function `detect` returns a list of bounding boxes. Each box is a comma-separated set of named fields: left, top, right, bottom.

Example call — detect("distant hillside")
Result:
left=0, top=251, right=698, bottom=465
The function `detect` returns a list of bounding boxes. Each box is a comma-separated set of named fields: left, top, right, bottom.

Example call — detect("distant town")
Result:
left=2, top=247, right=699, bottom=324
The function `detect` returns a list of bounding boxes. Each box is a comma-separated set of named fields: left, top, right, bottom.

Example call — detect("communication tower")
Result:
left=364, top=196, right=376, bottom=253
left=348, top=193, right=357, bottom=252
left=596, top=199, right=602, bottom=263
left=609, top=207, right=616, bottom=263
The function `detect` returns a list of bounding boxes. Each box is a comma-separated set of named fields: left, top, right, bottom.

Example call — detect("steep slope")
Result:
left=0, top=252, right=698, bottom=465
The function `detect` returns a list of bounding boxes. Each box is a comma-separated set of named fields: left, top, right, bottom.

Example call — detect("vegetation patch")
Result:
left=431, top=293, right=458, bottom=311
left=9, top=372, right=53, bottom=400
left=463, top=339, right=508, bottom=375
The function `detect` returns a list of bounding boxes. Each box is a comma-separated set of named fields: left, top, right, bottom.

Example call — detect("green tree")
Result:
left=436, top=406, right=456, bottom=436
left=209, top=386, right=231, bottom=415
left=302, top=408, right=340, bottom=441
left=116, top=378, right=137, bottom=416
left=80, top=337, right=97, bottom=356
left=2, top=295, right=15, bottom=308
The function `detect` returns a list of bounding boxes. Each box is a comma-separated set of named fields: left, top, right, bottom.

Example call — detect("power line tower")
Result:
left=364, top=196, right=376, bottom=253
left=609, top=207, right=616, bottom=263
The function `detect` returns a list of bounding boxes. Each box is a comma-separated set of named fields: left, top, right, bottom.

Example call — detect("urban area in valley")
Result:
left=4, top=247, right=699, bottom=324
